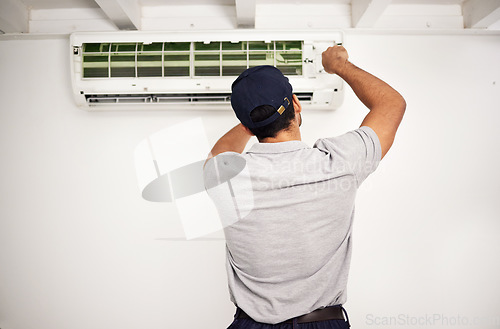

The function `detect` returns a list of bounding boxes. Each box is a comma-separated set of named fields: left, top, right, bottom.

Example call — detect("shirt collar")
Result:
left=246, top=140, right=310, bottom=154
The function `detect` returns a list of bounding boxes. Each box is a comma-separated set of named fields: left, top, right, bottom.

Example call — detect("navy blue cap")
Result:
left=231, top=65, right=293, bottom=129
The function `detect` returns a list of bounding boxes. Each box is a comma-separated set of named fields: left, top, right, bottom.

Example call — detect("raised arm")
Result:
left=204, top=123, right=253, bottom=167
left=322, top=45, right=406, bottom=159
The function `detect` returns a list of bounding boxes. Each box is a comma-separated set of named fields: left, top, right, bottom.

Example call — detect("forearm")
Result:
left=208, top=123, right=252, bottom=158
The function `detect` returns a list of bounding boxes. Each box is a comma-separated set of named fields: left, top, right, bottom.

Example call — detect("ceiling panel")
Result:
left=3, top=0, right=499, bottom=34
left=257, top=0, right=351, bottom=4
left=19, top=0, right=99, bottom=9
left=140, top=0, right=235, bottom=6
left=391, top=0, right=465, bottom=4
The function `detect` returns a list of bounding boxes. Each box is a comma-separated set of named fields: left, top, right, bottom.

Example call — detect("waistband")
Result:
left=235, top=305, right=350, bottom=326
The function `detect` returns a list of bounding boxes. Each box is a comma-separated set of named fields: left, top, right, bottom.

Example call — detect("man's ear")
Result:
left=292, top=94, right=302, bottom=114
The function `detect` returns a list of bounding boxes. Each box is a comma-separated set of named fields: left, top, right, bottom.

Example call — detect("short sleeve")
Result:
left=202, top=152, right=254, bottom=227
left=203, top=151, right=248, bottom=190
left=313, top=126, right=382, bottom=186
left=203, top=155, right=219, bottom=190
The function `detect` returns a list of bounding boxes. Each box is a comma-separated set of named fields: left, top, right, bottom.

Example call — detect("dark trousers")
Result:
left=227, top=306, right=351, bottom=329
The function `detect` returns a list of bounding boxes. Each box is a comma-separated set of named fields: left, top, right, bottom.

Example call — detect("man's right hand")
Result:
left=322, top=45, right=349, bottom=75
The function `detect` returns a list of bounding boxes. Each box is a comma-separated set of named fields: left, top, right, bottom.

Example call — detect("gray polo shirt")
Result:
left=203, top=126, right=382, bottom=324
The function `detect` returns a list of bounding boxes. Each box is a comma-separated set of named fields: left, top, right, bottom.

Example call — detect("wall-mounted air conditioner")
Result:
left=70, top=30, right=344, bottom=110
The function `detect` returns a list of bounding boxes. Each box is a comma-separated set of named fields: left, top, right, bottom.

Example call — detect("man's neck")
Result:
left=259, top=127, right=301, bottom=143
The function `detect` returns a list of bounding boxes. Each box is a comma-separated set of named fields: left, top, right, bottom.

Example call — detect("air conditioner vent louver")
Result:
left=85, top=92, right=314, bottom=105
left=86, top=93, right=232, bottom=104
left=71, top=31, right=344, bottom=110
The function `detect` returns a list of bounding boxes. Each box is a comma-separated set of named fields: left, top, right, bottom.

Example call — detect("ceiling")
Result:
left=1, top=0, right=499, bottom=34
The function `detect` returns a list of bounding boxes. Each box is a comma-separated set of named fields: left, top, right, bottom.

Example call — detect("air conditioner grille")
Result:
left=81, top=41, right=303, bottom=79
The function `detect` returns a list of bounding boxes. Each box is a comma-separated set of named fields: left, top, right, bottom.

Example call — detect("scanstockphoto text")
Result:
left=365, top=313, right=500, bottom=327
left=247, top=158, right=377, bottom=192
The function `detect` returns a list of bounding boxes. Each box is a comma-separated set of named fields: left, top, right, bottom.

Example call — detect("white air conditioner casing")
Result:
left=70, top=30, right=344, bottom=110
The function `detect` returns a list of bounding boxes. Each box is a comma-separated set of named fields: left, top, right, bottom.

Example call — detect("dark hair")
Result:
left=248, top=102, right=295, bottom=140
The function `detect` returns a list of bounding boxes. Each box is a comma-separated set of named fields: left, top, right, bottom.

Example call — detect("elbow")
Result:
left=386, top=94, right=406, bottom=115
left=388, top=93, right=406, bottom=121
left=397, top=89, right=406, bottom=110
left=391, top=92, right=406, bottom=115
left=399, top=96, right=407, bottom=113
left=379, top=90, right=406, bottom=114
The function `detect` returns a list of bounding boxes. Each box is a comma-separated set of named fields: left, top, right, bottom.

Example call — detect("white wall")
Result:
left=0, top=31, right=499, bottom=329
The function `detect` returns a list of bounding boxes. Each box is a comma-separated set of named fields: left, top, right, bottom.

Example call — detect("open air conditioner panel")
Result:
left=71, top=31, right=344, bottom=110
